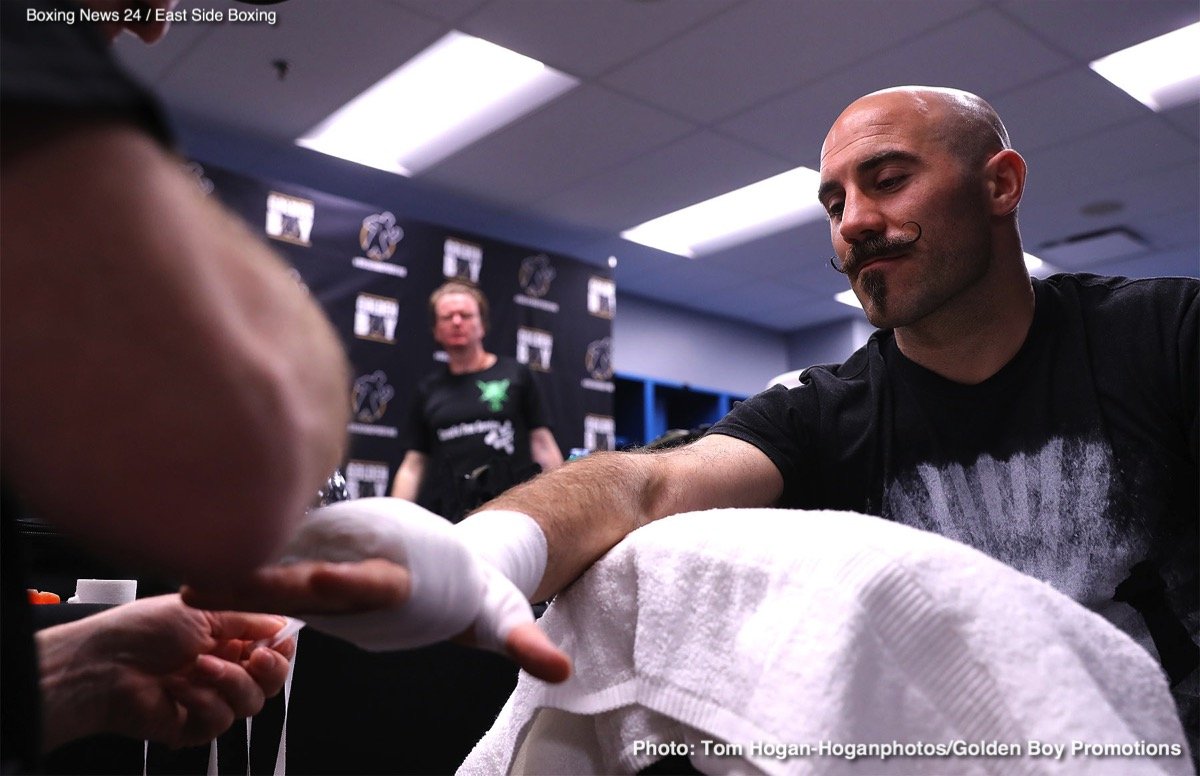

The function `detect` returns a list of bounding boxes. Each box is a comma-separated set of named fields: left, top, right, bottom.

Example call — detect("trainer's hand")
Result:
left=184, top=499, right=570, bottom=683
left=37, top=594, right=294, bottom=752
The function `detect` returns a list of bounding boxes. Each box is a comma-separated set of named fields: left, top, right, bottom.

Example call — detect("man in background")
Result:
left=390, top=280, right=563, bottom=521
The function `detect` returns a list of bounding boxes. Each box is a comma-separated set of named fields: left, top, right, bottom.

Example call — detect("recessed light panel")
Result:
left=1090, top=22, right=1200, bottom=111
left=298, top=31, right=578, bottom=176
left=621, top=167, right=825, bottom=258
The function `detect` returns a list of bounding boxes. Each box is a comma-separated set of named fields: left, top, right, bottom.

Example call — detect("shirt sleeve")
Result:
left=706, top=384, right=812, bottom=506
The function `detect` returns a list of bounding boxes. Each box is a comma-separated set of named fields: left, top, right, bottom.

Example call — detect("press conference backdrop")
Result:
left=198, top=163, right=616, bottom=502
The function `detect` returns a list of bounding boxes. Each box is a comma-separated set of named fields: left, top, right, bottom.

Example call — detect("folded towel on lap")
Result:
left=460, top=509, right=1191, bottom=775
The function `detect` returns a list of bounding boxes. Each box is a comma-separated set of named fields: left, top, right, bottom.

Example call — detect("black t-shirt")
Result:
left=401, top=356, right=553, bottom=520
left=2, top=2, right=170, bottom=770
left=711, top=273, right=1198, bottom=722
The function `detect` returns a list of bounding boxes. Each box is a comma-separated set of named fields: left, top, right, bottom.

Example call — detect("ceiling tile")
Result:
left=457, top=0, right=738, bottom=77
left=988, top=69, right=1148, bottom=153
left=389, top=0, right=491, bottom=24
left=833, top=7, right=1075, bottom=98
left=699, top=222, right=838, bottom=288
left=718, top=80, right=878, bottom=168
left=600, top=0, right=986, bottom=125
left=1022, top=116, right=1197, bottom=207
left=419, top=84, right=694, bottom=207
left=998, top=0, right=1199, bottom=62
left=1133, top=201, right=1200, bottom=252
left=526, top=131, right=790, bottom=231
left=1161, top=101, right=1200, bottom=142
left=143, top=0, right=445, bottom=139
left=718, top=6, right=1072, bottom=160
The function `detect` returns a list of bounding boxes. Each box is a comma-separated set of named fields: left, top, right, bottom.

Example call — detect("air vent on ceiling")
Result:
left=1036, top=227, right=1149, bottom=270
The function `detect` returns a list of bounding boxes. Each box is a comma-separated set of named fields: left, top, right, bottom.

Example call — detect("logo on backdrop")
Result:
left=265, top=191, right=314, bottom=247
left=519, top=254, right=555, bottom=296
left=353, top=293, right=399, bottom=344
left=477, top=379, right=511, bottom=412
left=352, top=212, right=407, bottom=277
left=348, top=371, right=397, bottom=438
left=345, top=459, right=391, bottom=499
left=517, top=327, right=554, bottom=372
left=588, top=276, right=616, bottom=319
left=585, top=414, right=616, bottom=452
left=514, top=254, right=560, bottom=313
left=443, top=237, right=482, bottom=283
left=581, top=337, right=614, bottom=393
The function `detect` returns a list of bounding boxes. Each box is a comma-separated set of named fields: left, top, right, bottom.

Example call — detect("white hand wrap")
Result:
left=279, top=500, right=548, bottom=656
left=455, top=509, right=548, bottom=651
left=281, top=499, right=485, bottom=652
left=455, top=509, right=547, bottom=599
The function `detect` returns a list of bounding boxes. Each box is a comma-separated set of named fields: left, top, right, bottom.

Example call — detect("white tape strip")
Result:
left=455, top=510, right=547, bottom=600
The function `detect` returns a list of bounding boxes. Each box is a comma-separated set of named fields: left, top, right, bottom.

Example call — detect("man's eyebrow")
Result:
left=818, top=149, right=921, bottom=204
left=857, top=149, right=920, bottom=175
left=817, top=178, right=840, bottom=205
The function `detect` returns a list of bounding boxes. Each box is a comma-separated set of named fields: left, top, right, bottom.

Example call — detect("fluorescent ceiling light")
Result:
left=298, top=31, right=577, bottom=176
left=834, top=253, right=1051, bottom=309
left=1090, top=22, right=1200, bottom=111
left=621, top=167, right=825, bottom=258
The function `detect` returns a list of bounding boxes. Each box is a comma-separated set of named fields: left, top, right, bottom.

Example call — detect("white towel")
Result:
left=459, top=509, right=1192, bottom=775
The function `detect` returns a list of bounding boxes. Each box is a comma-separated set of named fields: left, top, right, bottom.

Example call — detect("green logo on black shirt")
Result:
left=477, top=379, right=510, bottom=411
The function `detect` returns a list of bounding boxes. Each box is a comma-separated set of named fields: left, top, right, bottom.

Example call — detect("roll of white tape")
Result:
left=67, top=578, right=137, bottom=605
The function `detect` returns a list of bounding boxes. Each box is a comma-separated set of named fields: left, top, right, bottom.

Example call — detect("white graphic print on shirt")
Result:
left=884, top=435, right=1150, bottom=645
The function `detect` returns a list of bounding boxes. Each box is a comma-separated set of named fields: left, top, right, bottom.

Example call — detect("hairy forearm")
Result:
left=481, top=451, right=663, bottom=600
left=480, top=437, right=783, bottom=601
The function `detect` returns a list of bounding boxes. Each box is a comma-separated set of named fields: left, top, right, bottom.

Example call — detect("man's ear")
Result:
left=985, top=149, right=1026, bottom=217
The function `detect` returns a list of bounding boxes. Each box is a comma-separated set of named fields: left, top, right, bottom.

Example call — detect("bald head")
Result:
left=824, top=86, right=1011, bottom=170
left=817, top=85, right=1030, bottom=332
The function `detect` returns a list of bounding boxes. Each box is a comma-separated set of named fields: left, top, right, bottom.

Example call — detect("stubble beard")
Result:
left=862, top=242, right=993, bottom=331
left=861, top=268, right=889, bottom=320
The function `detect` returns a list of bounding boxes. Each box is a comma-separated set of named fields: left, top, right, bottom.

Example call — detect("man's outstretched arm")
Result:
left=182, top=434, right=781, bottom=680
left=478, top=433, right=783, bottom=601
